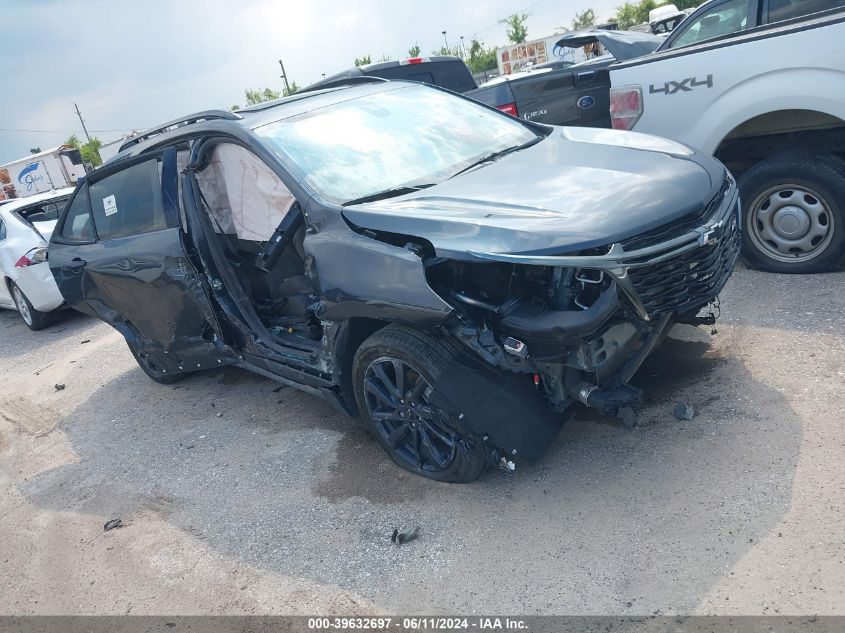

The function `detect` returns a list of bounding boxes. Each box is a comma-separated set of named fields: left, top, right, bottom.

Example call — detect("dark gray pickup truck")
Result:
left=465, top=31, right=663, bottom=127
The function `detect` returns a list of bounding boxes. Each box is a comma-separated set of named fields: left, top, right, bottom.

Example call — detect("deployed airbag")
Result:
left=196, top=143, right=295, bottom=241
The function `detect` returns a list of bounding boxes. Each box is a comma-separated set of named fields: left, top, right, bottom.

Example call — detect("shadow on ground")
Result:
left=15, top=322, right=800, bottom=613
left=0, top=308, right=96, bottom=359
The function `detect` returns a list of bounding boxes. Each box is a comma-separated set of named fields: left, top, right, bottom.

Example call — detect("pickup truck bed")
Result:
left=465, top=31, right=662, bottom=126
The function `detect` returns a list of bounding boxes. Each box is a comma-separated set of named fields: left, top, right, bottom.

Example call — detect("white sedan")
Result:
left=0, top=188, right=75, bottom=330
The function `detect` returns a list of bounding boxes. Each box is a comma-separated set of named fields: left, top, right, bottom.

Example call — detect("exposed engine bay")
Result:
left=425, top=258, right=664, bottom=428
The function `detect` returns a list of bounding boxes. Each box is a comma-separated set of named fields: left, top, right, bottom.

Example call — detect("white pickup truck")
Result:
left=609, top=2, right=845, bottom=273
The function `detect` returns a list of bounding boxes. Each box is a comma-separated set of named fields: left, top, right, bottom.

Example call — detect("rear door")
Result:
left=49, top=149, right=237, bottom=373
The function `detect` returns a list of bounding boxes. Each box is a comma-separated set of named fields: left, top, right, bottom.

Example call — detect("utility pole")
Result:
left=442, top=30, right=449, bottom=51
left=74, top=103, right=92, bottom=144
left=278, top=59, right=290, bottom=93
left=460, top=35, right=466, bottom=59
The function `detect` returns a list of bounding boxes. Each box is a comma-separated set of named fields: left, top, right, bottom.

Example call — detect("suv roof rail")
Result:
left=119, top=110, right=242, bottom=152
left=299, top=75, right=389, bottom=94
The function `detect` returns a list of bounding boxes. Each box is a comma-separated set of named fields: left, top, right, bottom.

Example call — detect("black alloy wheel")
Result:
left=363, top=356, right=458, bottom=473
left=352, top=325, right=487, bottom=483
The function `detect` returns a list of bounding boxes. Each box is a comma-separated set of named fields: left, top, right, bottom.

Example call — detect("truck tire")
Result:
left=10, top=281, right=53, bottom=331
left=739, top=152, right=845, bottom=273
left=352, top=325, right=487, bottom=483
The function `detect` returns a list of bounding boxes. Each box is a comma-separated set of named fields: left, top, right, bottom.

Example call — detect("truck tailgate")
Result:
left=467, top=67, right=612, bottom=127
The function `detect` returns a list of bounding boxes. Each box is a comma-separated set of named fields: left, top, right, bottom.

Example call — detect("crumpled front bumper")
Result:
left=469, top=176, right=741, bottom=322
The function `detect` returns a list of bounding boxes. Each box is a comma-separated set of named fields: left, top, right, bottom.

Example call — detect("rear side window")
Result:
left=0, top=218, right=6, bottom=241
left=669, top=0, right=752, bottom=47
left=61, top=188, right=95, bottom=243
left=19, top=197, right=69, bottom=223
left=767, top=0, right=845, bottom=22
left=88, top=159, right=167, bottom=240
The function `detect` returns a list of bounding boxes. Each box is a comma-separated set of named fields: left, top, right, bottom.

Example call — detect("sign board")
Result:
left=496, top=33, right=589, bottom=75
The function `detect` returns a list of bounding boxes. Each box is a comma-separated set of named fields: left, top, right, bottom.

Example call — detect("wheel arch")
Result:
left=688, top=67, right=845, bottom=155
left=333, top=316, right=393, bottom=415
left=3, top=273, right=21, bottom=304
left=714, top=108, right=845, bottom=177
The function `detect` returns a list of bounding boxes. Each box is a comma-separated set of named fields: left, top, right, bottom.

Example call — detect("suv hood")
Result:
left=342, top=127, right=725, bottom=260
left=555, top=30, right=663, bottom=61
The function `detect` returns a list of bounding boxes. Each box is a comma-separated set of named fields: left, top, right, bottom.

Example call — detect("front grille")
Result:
left=627, top=205, right=741, bottom=318
left=621, top=176, right=732, bottom=252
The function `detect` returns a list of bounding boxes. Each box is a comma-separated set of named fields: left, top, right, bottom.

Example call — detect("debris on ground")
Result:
left=498, top=457, right=516, bottom=471
left=103, top=518, right=123, bottom=531
left=673, top=402, right=695, bottom=420
left=33, top=362, right=54, bottom=376
left=80, top=339, right=91, bottom=344
left=54, top=384, right=65, bottom=391
left=391, top=526, right=420, bottom=545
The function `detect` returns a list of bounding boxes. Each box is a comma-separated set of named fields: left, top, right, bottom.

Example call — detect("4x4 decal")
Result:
left=649, top=74, right=713, bottom=95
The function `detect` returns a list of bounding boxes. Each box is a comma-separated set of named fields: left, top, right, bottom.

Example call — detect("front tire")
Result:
left=352, top=325, right=487, bottom=483
left=10, top=282, right=53, bottom=331
left=739, top=152, right=845, bottom=273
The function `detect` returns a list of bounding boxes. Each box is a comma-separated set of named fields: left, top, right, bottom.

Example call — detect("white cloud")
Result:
left=0, top=0, right=620, bottom=163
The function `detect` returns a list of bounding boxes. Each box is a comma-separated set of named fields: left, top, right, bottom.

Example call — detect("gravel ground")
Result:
left=0, top=265, right=843, bottom=615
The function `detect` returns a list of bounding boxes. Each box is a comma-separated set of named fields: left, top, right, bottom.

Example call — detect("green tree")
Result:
left=672, top=0, right=702, bottom=9
left=408, top=43, right=421, bottom=57
left=65, top=134, right=103, bottom=167
left=614, top=0, right=702, bottom=28
left=499, top=13, right=530, bottom=44
left=431, top=45, right=463, bottom=57
left=614, top=2, right=639, bottom=28
left=354, top=55, right=372, bottom=67
left=572, top=8, right=597, bottom=29
left=466, top=39, right=498, bottom=74
left=634, top=0, right=657, bottom=23
left=244, top=87, right=281, bottom=105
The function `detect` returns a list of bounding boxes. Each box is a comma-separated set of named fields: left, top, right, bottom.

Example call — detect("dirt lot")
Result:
left=0, top=265, right=843, bottom=615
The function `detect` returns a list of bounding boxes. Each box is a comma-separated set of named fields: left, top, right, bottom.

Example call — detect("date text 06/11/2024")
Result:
left=307, top=617, right=529, bottom=631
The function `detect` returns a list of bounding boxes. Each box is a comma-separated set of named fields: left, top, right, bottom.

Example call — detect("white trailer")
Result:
left=0, top=146, right=88, bottom=200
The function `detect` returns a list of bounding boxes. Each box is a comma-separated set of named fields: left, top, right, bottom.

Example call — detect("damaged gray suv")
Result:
left=49, top=80, right=740, bottom=482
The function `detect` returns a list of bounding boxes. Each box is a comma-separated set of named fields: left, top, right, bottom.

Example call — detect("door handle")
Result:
left=577, top=71, right=596, bottom=80
left=67, top=258, right=87, bottom=269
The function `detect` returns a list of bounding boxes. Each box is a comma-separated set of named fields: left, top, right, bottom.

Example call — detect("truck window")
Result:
left=669, top=0, right=752, bottom=48
left=0, top=218, right=6, bottom=241
left=88, top=159, right=168, bottom=240
left=767, top=0, right=845, bottom=22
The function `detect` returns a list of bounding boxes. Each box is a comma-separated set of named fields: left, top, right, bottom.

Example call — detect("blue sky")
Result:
left=0, top=0, right=619, bottom=164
